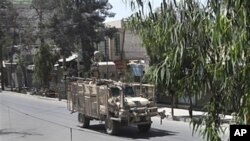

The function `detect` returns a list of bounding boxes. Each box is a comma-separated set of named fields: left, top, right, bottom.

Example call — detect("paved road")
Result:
left=0, top=91, right=226, bottom=141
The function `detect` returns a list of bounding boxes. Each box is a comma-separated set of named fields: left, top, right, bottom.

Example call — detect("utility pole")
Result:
left=139, top=59, right=142, bottom=95
left=105, top=39, right=108, bottom=79
left=121, top=19, right=126, bottom=81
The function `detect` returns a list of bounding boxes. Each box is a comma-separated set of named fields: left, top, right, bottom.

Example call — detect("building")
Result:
left=96, top=20, right=149, bottom=80
left=101, top=20, right=148, bottom=61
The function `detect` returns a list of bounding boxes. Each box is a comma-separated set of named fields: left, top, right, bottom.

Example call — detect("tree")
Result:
left=29, top=0, right=60, bottom=90
left=33, top=44, right=56, bottom=88
left=31, top=0, right=55, bottom=45
left=0, top=0, right=14, bottom=90
left=50, top=0, right=115, bottom=76
left=126, top=0, right=250, bottom=141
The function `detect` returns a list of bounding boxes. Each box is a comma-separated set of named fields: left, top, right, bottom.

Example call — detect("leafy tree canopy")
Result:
left=34, top=44, right=57, bottom=87
left=49, top=0, right=116, bottom=74
left=126, top=0, right=250, bottom=141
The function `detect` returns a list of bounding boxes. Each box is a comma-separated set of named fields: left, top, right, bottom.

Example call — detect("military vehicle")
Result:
left=67, top=77, right=162, bottom=135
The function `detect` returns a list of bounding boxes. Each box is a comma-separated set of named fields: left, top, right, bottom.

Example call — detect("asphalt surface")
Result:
left=0, top=91, right=228, bottom=141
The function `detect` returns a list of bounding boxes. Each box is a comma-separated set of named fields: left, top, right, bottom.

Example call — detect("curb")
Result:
left=2, top=90, right=67, bottom=103
left=164, top=115, right=232, bottom=126
left=35, top=95, right=67, bottom=103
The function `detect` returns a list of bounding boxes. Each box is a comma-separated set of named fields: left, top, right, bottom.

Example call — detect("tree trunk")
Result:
left=0, top=46, right=4, bottom=90
left=171, top=92, right=175, bottom=118
left=60, top=54, right=66, bottom=101
left=81, top=39, right=94, bottom=75
left=21, top=65, right=27, bottom=88
left=39, top=11, right=44, bottom=45
left=187, top=88, right=193, bottom=119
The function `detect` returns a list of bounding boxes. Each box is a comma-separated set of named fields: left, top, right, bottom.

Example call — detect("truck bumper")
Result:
left=117, top=107, right=158, bottom=125
left=120, top=107, right=158, bottom=117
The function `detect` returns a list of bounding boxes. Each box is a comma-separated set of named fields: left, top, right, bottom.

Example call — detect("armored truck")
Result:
left=67, top=78, right=160, bottom=135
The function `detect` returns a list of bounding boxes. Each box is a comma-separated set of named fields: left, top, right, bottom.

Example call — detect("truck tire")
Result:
left=78, top=113, right=90, bottom=128
left=137, top=123, right=151, bottom=133
left=105, top=118, right=119, bottom=135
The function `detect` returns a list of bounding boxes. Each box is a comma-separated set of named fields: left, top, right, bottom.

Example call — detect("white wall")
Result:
left=105, top=20, right=148, bottom=61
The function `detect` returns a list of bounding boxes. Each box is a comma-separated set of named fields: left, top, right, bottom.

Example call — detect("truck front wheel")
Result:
left=137, top=123, right=151, bottom=133
left=105, top=118, right=119, bottom=135
left=78, top=113, right=90, bottom=128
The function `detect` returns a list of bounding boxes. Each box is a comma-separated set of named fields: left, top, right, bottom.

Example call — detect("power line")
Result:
left=0, top=102, right=124, bottom=140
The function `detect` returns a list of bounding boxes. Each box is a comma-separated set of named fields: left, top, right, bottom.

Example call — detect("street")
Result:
left=0, top=91, right=213, bottom=141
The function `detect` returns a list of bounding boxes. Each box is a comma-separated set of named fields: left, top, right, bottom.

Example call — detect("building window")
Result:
left=98, top=40, right=109, bottom=60
left=105, top=39, right=109, bottom=60
left=97, top=41, right=105, bottom=54
left=115, top=34, right=120, bottom=56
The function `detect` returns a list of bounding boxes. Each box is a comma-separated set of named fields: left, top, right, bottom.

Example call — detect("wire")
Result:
left=1, top=102, right=71, bottom=128
left=0, top=102, right=128, bottom=140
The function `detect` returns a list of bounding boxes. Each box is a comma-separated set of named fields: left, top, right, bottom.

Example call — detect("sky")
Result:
left=105, top=0, right=162, bottom=22
left=105, top=0, right=207, bottom=22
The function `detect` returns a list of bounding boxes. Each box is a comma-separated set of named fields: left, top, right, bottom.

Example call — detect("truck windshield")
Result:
left=124, top=86, right=135, bottom=97
left=111, top=87, right=120, bottom=97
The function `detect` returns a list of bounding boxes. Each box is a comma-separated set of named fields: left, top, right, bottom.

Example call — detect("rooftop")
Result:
left=105, top=20, right=123, bottom=28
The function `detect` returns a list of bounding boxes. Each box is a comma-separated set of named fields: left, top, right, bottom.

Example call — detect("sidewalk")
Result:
left=157, top=104, right=234, bottom=124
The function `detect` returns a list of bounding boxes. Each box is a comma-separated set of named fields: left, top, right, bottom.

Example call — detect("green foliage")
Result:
left=49, top=0, right=115, bottom=73
left=31, top=0, right=55, bottom=10
left=31, top=0, right=55, bottom=44
left=126, top=0, right=250, bottom=140
left=123, top=71, right=134, bottom=83
left=1, top=0, right=36, bottom=58
left=0, top=0, right=14, bottom=58
left=34, top=44, right=55, bottom=87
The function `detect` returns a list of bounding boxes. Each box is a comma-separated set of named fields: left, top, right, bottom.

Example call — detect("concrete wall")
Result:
left=104, top=20, right=148, bottom=61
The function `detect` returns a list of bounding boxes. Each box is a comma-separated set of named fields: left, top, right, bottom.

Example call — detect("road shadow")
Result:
left=0, top=129, right=43, bottom=137
left=80, top=123, right=178, bottom=140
